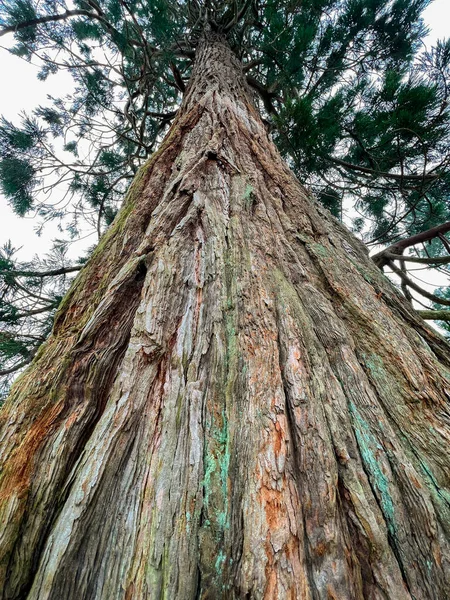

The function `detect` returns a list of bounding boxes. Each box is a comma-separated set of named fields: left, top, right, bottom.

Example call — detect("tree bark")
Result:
left=1, top=33, right=450, bottom=600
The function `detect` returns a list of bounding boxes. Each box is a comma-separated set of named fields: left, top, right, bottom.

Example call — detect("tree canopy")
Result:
left=1, top=0, right=450, bottom=394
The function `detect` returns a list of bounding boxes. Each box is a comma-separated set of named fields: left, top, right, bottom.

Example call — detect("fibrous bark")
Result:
left=1, top=34, right=450, bottom=600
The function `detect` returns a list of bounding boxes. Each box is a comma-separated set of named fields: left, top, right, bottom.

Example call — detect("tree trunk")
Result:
left=1, top=34, right=450, bottom=600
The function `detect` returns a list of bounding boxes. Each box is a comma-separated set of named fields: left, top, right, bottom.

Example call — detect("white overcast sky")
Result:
left=0, top=0, right=449, bottom=264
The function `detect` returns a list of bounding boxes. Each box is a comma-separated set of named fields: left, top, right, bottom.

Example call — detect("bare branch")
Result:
left=375, top=252, right=450, bottom=265
left=417, top=310, right=450, bottom=322
left=372, top=222, right=450, bottom=268
left=388, top=261, right=450, bottom=307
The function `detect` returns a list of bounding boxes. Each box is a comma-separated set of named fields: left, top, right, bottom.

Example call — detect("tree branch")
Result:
left=1, top=265, right=82, bottom=278
left=375, top=252, right=450, bottom=265
left=246, top=75, right=278, bottom=115
left=0, top=357, right=33, bottom=377
left=1, top=303, right=59, bottom=321
left=1, top=9, right=109, bottom=38
left=372, top=221, right=450, bottom=268
left=329, top=156, right=440, bottom=183
left=439, top=232, right=450, bottom=254
left=388, top=261, right=450, bottom=307
left=417, top=310, right=450, bottom=321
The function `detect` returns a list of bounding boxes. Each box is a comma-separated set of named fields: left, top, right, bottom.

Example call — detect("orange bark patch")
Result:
left=433, top=544, right=443, bottom=567
left=326, top=584, right=340, bottom=600
left=125, top=582, right=135, bottom=600
left=409, top=474, right=423, bottom=489
left=64, top=408, right=81, bottom=429
left=259, top=486, right=284, bottom=530
left=315, top=541, right=327, bottom=557
left=263, top=540, right=278, bottom=600
left=0, top=400, right=63, bottom=501
left=273, top=420, right=283, bottom=456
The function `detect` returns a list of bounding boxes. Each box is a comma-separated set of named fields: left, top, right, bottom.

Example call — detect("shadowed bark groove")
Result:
left=1, top=33, right=450, bottom=599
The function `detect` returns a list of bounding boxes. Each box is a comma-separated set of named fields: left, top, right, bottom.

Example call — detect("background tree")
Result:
left=0, top=2, right=450, bottom=598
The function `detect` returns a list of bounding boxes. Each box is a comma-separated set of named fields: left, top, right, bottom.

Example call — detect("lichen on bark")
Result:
left=0, top=33, right=450, bottom=600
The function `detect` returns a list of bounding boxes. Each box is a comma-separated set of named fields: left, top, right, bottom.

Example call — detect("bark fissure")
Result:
left=274, top=317, right=321, bottom=600
left=2, top=256, right=149, bottom=599
left=347, top=399, right=414, bottom=597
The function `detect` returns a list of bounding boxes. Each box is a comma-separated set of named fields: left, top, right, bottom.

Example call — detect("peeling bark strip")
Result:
left=1, top=33, right=450, bottom=600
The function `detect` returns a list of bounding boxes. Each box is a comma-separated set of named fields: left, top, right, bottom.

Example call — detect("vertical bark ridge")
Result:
left=0, top=33, right=450, bottom=599
left=1, top=256, right=150, bottom=598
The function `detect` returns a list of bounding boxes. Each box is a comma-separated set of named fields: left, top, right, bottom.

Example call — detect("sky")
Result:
left=0, top=0, right=449, bottom=265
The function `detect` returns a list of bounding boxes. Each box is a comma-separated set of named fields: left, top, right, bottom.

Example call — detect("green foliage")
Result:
left=0, top=156, right=35, bottom=215
left=317, top=186, right=341, bottom=219
left=2, top=0, right=442, bottom=248
left=269, top=1, right=449, bottom=245
left=0, top=240, right=85, bottom=399
left=1, top=0, right=37, bottom=45
left=0, top=116, right=43, bottom=214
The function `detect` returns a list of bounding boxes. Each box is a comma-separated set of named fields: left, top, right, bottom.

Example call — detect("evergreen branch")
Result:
left=0, top=331, right=46, bottom=342
left=0, top=357, right=33, bottom=376
left=242, top=58, right=264, bottom=72
left=145, top=110, right=178, bottom=120
left=329, top=157, right=440, bottom=183
left=170, top=62, right=186, bottom=93
left=0, top=9, right=111, bottom=38
left=1, top=303, right=59, bottom=321
left=1, top=265, right=82, bottom=278
left=400, top=257, right=413, bottom=305
left=439, top=232, right=450, bottom=254
left=222, top=0, right=253, bottom=33
left=10, top=278, right=55, bottom=304
left=246, top=75, right=278, bottom=115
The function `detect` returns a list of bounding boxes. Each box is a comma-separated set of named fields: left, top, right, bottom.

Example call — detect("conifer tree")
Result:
left=0, top=1, right=450, bottom=598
